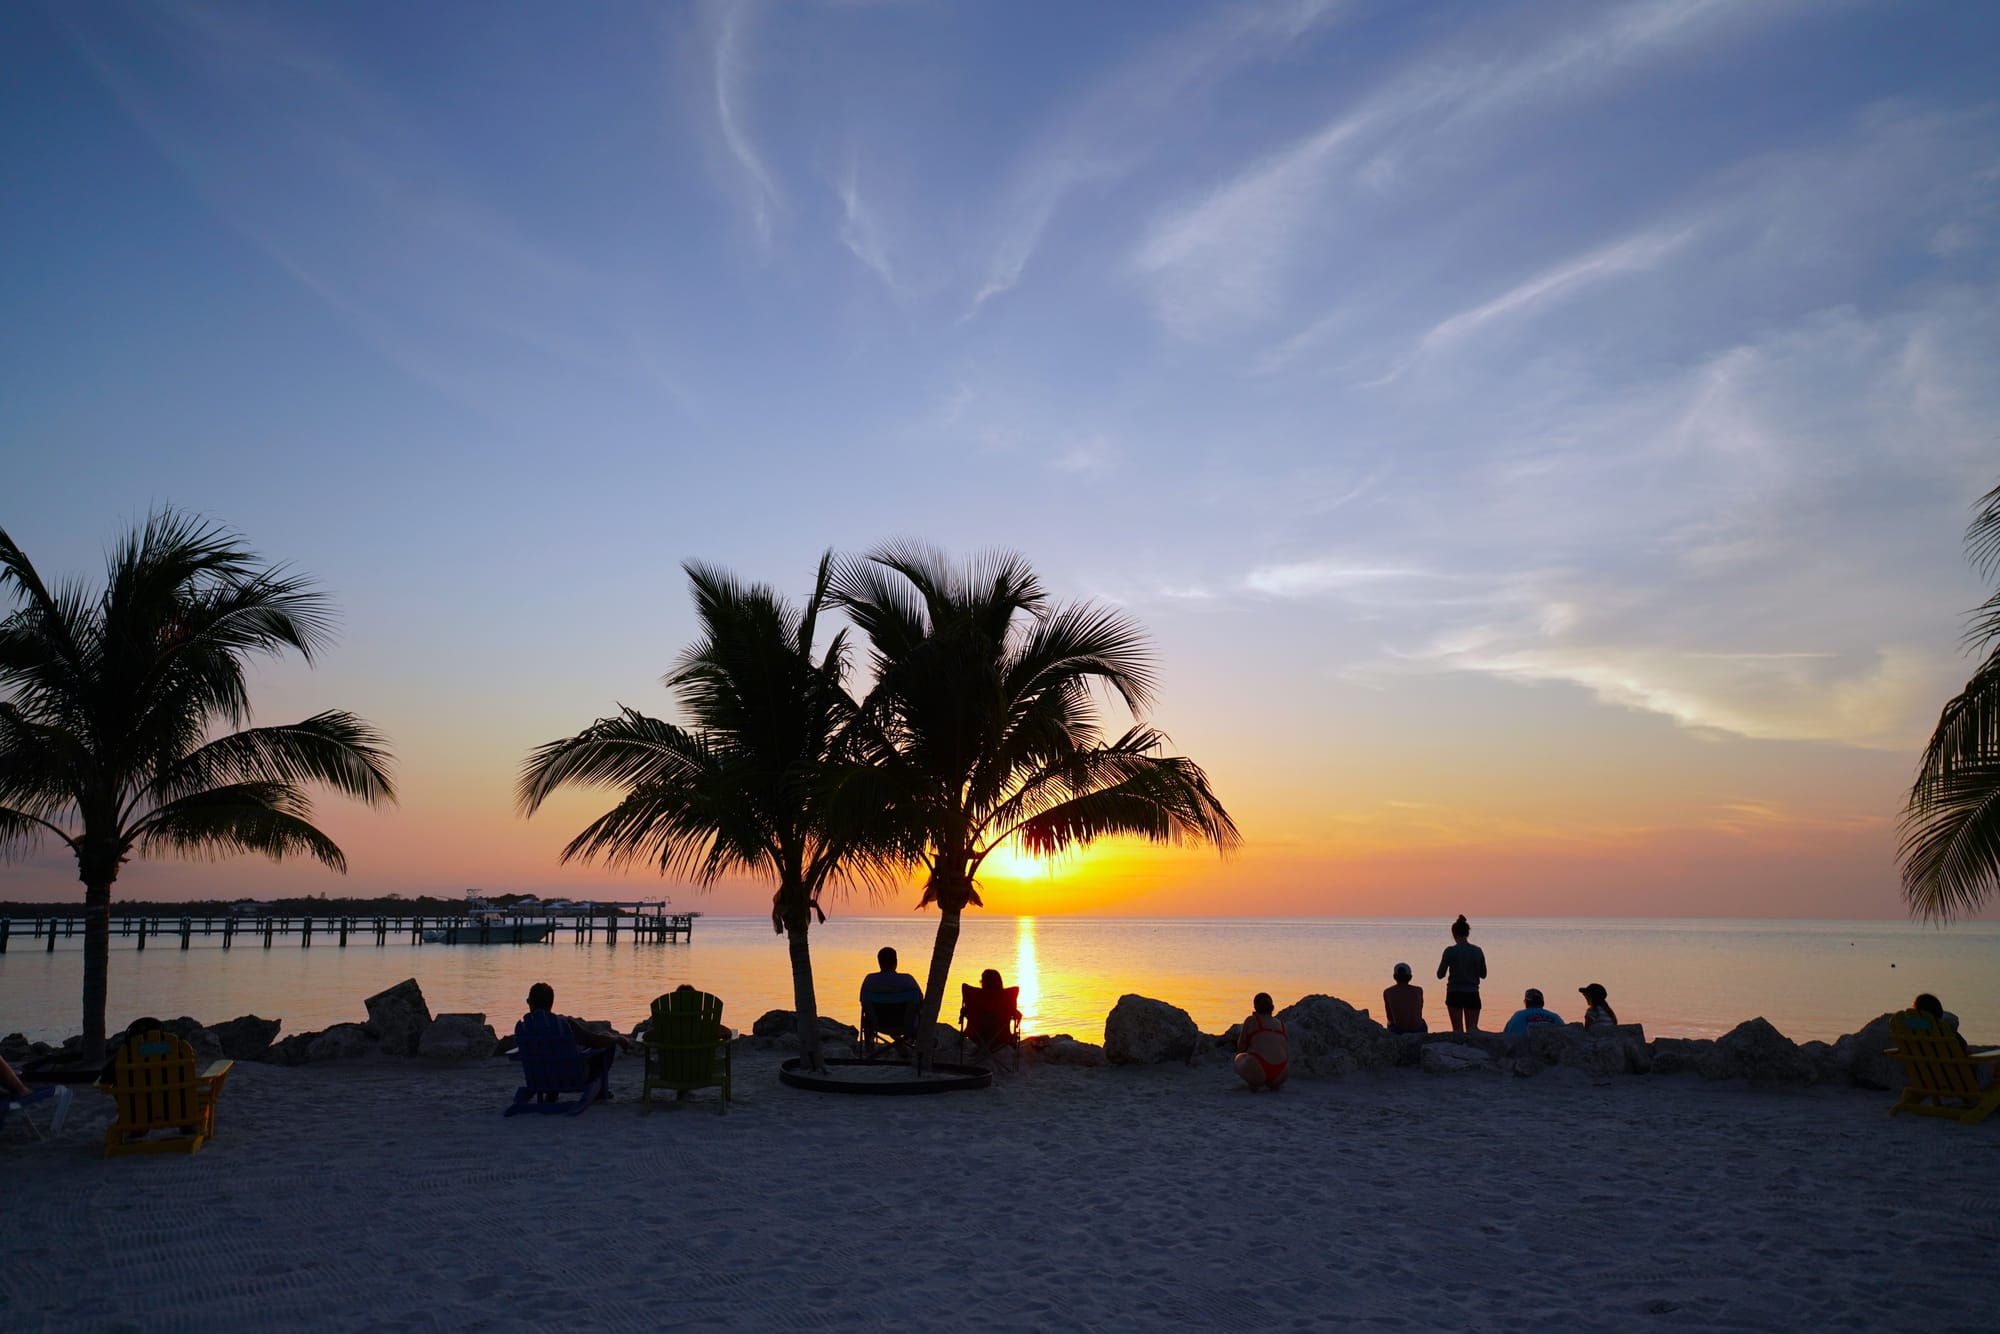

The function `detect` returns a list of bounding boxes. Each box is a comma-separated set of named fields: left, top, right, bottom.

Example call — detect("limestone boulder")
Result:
left=364, top=979, right=432, bottom=1056
left=1029, top=1035, right=1108, bottom=1067
left=1104, top=995, right=1201, bottom=1065
left=1798, top=1040, right=1841, bottom=1086
left=1420, top=1042, right=1496, bottom=1074
left=748, top=1011, right=861, bottom=1047
left=306, top=1023, right=377, bottom=1063
left=417, top=1013, right=498, bottom=1062
left=1648, top=1037, right=1713, bottom=1075
left=209, top=1015, right=282, bottom=1061
left=1696, top=1017, right=1816, bottom=1084
left=1514, top=1023, right=1647, bottom=1077
left=2, top=1032, right=41, bottom=1064
left=158, top=1017, right=227, bottom=1063
left=1831, top=1014, right=1903, bottom=1090
left=1277, top=995, right=1397, bottom=1074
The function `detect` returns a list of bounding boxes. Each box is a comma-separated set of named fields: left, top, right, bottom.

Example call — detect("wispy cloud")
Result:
left=1243, top=559, right=1425, bottom=597
left=706, top=0, right=781, bottom=246
left=1416, top=224, right=1701, bottom=353
left=836, top=165, right=896, bottom=288
left=1137, top=0, right=1784, bottom=338
left=969, top=0, right=1345, bottom=314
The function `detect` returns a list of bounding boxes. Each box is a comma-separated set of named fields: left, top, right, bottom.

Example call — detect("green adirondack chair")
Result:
left=642, top=985, right=731, bottom=1112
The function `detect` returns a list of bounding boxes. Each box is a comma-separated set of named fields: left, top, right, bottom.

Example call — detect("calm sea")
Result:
left=3, top=915, right=1995, bottom=1047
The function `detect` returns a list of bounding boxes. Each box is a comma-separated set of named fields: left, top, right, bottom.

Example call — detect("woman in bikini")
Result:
left=1233, top=992, right=1289, bottom=1091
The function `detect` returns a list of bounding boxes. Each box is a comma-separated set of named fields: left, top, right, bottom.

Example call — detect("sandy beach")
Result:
left=8, top=1048, right=1997, bottom=1333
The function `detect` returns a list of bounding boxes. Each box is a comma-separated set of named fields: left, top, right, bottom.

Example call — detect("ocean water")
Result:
left=2, top=914, right=1995, bottom=1047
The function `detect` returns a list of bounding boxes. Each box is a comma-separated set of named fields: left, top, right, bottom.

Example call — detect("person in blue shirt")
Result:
left=1502, top=989, right=1566, bottom=1037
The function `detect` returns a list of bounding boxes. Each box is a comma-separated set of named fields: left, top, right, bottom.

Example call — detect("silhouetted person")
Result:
left=97, top=1016, right=165, bottom=1085
left=1911, top=991, right=1969, bottom=1055
left=1502, top=989, right=1565, bottom=1037
left=1578, top=983, right=1618, bottom=1029
left=1233, top=992, right=1289, bottom=1091
left=861, top=946, right=924, bottom=1041
left=1436, top=916, right=1486, bottom=1032
left=523, top=982, right=625, bottom=1102
left=1383, top=962, right=1427, bottom=1034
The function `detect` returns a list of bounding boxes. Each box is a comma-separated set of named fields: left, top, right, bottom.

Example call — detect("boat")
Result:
left=420, top=892, right=555, bottom=944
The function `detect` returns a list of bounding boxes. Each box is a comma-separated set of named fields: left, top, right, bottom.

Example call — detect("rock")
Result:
left=1420, top=1030, right=1514, bottom=1060
left=417, top=1013, right=498, bottom=1062
left=1649, top=1037, right=1713, bottom=1075
left=1024, top=1034, right=1108, bottom=1067
left=1696, top=1017, right=1817, bottom=1084
left=1831, top=1014, right=1903, bottom=1090
left=1420, top=1042, right=1495, bottom=1074
left=1104, top=995, right=1201, bottom=1065
left=363, top=979, right=432, bottom=1056
left=749, top=1011, right=860, bottom=1045
left=209, top=1015, right=281, bottom=1061
left=306, top=1023, right=377, bottom=1063
left=1514, top=1024, right=1648, bottom=1077
left=1798, top=1039, right=1841, bottom=1086
left=1277, top=995, right=1398, bottom=1075
left=158, top=1017, right=227, bottom=1063
left=1, top=1032, right=35, bottom=1064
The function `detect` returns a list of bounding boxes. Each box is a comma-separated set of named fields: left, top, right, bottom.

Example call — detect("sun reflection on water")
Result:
left=1014, top=915, right=1040, bottom=1032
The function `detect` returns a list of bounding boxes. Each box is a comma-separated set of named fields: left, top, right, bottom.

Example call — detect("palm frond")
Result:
left=0, top=804, right=72, bottom=858
left=145, top=712, right=397, bottom=814
left=132, top=782, right=347, bottom=870
left=1910, top=652, right=2000, bottom=796
left=1968, top=480, right=2000, bottom=583
left=517, top=709, right=708, bottom=815
left=1900, top=758, right=2000, bottom=921
left=1009, top=749, right=1241, bottom=859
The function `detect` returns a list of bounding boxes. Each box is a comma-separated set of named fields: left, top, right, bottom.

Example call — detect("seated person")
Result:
left=859, top=946, right=924, bottom=1039
left=1501, top=989, right=1566, bottom=1037
left=96, top=1016, right=166, bottom=1086
left=1909, top=991, right=1971, bottom=1056
left=1578, top=983, right=1619, bottom=1029
left=1383, top=962, right=1427, bottom=1034
left=973, top=968, right=1020, bottom=1015
left=522, top=982, right=626, bottom=1101
left=3, top=1053, right=72, bottom=1135
left=1233, top=992, right=1289, bottom=1091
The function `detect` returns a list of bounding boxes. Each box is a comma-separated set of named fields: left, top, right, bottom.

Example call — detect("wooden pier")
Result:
left=0, top=904, right=697, bottom=953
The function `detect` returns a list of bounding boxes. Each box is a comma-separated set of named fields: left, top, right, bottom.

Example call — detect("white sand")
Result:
left=6, top=1050, right=1997, bottom=1332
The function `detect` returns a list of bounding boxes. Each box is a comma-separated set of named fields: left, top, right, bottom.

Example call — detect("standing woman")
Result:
left=1436, top=915, right=1487, bottom=1033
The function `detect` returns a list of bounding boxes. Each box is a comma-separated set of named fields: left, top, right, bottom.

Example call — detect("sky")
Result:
left=3, top=0, right=1998, bottom=919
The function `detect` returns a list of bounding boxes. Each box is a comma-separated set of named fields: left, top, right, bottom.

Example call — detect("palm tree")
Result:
left=0, top=512, right=396, bottom=1059
left=518, top=556, right=892, bottom=1072
left=831, top=544, right=1240, bottom=1067
left=1901, top=480, right=2000, bottom=920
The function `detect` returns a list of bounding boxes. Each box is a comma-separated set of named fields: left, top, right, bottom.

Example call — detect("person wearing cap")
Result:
left=1578, top=984, right=1618, bottom=1029
left=1501, top=989, right=1565, bottom=1037
left=1383, top=962, right=1427, bottom=1035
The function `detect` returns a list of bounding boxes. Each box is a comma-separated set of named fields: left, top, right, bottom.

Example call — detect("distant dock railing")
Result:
left=0, top=906, right=698, bottom=953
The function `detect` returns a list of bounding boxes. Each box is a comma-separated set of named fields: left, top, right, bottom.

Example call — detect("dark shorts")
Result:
left=1445, top=991, right=1481, bottom=1011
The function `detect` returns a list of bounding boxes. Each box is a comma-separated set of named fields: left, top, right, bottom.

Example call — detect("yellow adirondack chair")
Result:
left=97, top=1029, right=235, bottom=1156
left=1885, top=1011, right=2000, bottom=1125
left=641, top=986, right=731, bottom=1112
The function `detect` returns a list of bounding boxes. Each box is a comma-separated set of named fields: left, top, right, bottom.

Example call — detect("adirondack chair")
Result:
left=505, top=1009, right=612, bottom=1117
left=97, top=1029, right=234, bottom=1157
left=1885, top=1011, right=2000, bottom=1125
left=958, top=983, right=1022, bottom=1070
left=640, top=985, right=731, bottom=1112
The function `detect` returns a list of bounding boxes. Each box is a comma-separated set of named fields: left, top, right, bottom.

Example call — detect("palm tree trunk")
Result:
left=784, top=907, right=826, bottom=1073
left=914, top=902, right=963, bottom=1074
left=81, top=878, right=112, bottom=1062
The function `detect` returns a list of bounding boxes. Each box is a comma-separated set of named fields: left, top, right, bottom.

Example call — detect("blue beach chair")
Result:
left=504, top=1010, right=612, bottom=1117
left=3, top=1084, right=73, bottom=1142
